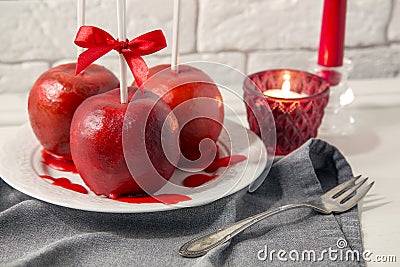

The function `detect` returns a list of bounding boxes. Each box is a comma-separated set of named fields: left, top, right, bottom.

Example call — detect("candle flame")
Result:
left=281, top=74, right=291, bottom=94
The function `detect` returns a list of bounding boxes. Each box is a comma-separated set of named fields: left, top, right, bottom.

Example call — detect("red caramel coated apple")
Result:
left=138, top=64, right=224, bottom=160
left=28, top=63, right=119, bottom=160
left=70, top=87, right=179, bottom=197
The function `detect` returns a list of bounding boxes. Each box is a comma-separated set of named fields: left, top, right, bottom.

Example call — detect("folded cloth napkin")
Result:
left=0, top=139, right=365, bottom=267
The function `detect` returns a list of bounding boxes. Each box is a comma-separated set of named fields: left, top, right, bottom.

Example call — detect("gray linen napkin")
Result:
left=0, top=139, right=365, bottom=266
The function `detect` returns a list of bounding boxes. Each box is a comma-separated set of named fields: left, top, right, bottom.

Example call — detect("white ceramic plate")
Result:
left=0, top=119, right=267, bottom=213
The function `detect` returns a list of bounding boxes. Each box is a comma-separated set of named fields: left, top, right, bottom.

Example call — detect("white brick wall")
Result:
left=0, top=0, right=399, bottom=93
left=198, top=0, right=323, bottom=51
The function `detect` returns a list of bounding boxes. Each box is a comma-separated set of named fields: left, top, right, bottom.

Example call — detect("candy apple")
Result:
left=70, top=87, right=179, bottom=197
left=137, top=64, right=224, bottom=161
left=28, top=63, right=119, bottom=161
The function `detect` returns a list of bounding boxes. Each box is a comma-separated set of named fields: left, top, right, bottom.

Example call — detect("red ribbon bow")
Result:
left=74, top=26, right=167, bottom=87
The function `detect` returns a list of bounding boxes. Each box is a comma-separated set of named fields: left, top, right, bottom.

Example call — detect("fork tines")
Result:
left=325, top=175, right=374, bottom=207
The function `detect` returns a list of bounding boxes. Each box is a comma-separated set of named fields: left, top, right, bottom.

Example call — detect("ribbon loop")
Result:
left=74, top=26, right=167, bottom=87
left=75, top=26, right=117, bottom=48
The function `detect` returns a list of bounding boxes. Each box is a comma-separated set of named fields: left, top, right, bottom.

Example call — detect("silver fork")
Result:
left=179, top=175, right=374, bottom=258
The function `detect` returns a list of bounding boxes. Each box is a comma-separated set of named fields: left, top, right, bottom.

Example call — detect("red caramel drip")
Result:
left=111, top=194, right=191, bottom=204
left=204, top=155, right=247, bottom=173
left=183, top=155, right=247, bottom=188
left=41, top=150, right=78, bottom=173
left=214, top=144, right=221, bottom=161
left=40, top=175, right=88, bottom=194
left=183, top=174, right=219, bottom=188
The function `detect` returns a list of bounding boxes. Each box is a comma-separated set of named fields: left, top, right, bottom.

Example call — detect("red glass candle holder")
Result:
left=243, top=69, right=330, bottom=155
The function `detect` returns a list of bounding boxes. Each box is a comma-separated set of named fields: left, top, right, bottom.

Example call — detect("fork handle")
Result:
left=179, top=203, right=315, bottom=258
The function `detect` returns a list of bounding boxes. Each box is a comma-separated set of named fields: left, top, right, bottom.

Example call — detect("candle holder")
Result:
left=243, top=69, right=330, bottom=155
left=310, top=58, right=355, bottom=135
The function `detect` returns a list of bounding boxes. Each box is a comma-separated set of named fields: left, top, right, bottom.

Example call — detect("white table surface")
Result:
left=0, top=78, right=399, bottom=266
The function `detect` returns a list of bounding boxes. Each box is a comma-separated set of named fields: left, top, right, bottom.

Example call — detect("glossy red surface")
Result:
left=182, top=154, right=246, bottom=187
left=70, top=87, right=178, bottom=198
left=204, top=155, right=247, bottom=173
left=28, top=63, right=119, bottom=160
left=39, top=175, right=88, bottom=194
left=318, top=0, right=347, bottom=67
left=138, top=64, right=224, bottom=161
left=41, top=150, right=77, bottom=173
left=182, top=174, right=219, bottom=188
left=317, top=69, right=342, bottom=86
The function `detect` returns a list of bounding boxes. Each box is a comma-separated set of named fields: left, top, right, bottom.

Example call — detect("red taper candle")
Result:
left=318, top=0, right=347, bottom=67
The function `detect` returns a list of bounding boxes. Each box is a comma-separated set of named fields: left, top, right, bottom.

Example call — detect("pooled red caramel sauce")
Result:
left=40, top=152, right=191, bottom=203
left=109, top=193, right=191, bottom=204
left=204, top=155, right=247, bottom=173
left=41, top=150, right=78, bottom=173
left=40, top=175, right=88, bottom=194
left=40, top=148, right=245, bottom=202
left=183, top=174, right=219, bottom=187
left=183, top=154, right=247, bottom=187
left=40, top=174, right=190, bottom=204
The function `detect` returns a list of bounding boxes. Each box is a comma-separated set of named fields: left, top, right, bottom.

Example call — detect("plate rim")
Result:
left=0, top=120, right=267, bottom=213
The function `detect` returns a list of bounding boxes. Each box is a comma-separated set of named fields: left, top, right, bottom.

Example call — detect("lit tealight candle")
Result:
left=263, top=74, right=307, bottom=99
